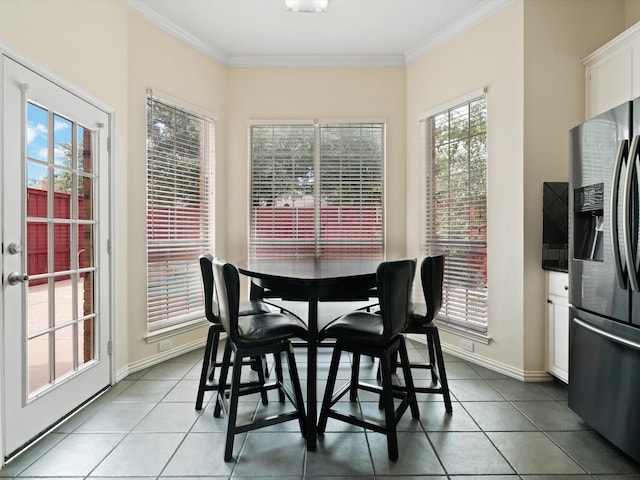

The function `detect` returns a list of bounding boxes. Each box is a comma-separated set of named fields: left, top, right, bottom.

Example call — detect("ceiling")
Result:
left=123, top=0, right=512, bottom=67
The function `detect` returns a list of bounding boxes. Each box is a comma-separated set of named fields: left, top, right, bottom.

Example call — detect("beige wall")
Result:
left=522, top=0, right=624, bottom=374
left=626, top=0, right=640, bottom=27
left=225, top=67, right=406, bottom=263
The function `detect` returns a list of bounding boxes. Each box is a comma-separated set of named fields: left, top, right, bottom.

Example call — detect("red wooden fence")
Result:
left=27, top=188, right=85, bottom=285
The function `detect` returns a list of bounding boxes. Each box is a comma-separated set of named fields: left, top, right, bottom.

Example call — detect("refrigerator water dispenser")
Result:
left=574, top=183, right=604, bottom=261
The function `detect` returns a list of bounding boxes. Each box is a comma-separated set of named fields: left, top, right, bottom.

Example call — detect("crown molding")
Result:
left=226, top=54, right=406, bottom=68
left=404, top=0, right=513, bottom=65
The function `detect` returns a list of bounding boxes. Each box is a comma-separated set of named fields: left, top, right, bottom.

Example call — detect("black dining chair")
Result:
left=403, top=254, right=452, bottom=413
left=317, top=258, right=419, bottom=461
left=212, top=259, right=308, bottom=462
left=195, top=253, right=273, bottom=411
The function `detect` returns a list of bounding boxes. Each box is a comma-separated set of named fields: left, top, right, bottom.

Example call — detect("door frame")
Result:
left=0, top=44, right=116, bottom=463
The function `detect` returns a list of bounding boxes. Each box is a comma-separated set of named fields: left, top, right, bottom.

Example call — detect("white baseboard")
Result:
left=115, top=337, right=208, bottom=382
left=406, top=333, right=553, bottom=383
left=114, top=333, right=553, bottom=384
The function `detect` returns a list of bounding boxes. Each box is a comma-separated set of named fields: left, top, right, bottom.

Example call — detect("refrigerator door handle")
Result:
left=611, top=138, right=629, bottom=288
left=623, top=135, right=640, bottom=291
left=574, top=317, right=640, bottom=351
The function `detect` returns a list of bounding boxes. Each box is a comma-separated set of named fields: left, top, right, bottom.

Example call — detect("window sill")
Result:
left=145, top=318, right=209, bottom=344
left=434, top=319, right=491, bottom=345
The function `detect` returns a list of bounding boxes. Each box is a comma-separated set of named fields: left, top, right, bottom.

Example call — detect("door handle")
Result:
left=623, top=135, right=640, bottom=291
left=611, top=138, right=629, bottom=289
left=574, top=317, right=640, bottom=351
left=7, top=242, right=23, bottom=255
left=7, top=272, right=28, bottom=286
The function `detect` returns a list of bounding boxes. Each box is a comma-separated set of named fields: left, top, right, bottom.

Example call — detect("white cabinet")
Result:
left=584, top=23, right=640, bottom=118
left=546, top=270, right=569, bottom=383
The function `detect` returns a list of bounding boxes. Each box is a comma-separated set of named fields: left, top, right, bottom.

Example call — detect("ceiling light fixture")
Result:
left=285, top=0, right=329, bottom=13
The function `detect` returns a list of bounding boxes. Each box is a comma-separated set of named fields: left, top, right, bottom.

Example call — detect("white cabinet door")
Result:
left=546, top=271, right=569, bottom=383
left=586, top=46, right=633, bottom=118
left=585, top=24, right=640, bottom=118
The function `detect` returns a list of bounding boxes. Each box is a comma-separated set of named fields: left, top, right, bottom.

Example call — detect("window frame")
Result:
left=419, top=89, right=488, bottom=337
left=145, top=90, right=215, bottom=336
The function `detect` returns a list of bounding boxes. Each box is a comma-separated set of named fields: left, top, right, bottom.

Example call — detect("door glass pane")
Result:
left=28, top=279, right=49, bottom=336
left=79, top=224, right=94, bottom=268
left=26, top=221, right=47, bottom=277
left=27, top=103, right=48, bottom=162
left=27, top=162, right=48, bottom=191
left=53, top=114, right=71, bottom=167
left=79, top=317, right=94, bottom=366
left=53, top=223, right=71, bottom=274
left=78, top=174, right=93, bottom=221
left=78, top=126, right=93, bottom=174
left=28, top=333, right=50, bottom=394
left=80, top=271, right=95, bottom=316
left=54, top=324, right=75, bottom=380
left=54, top=167, right=73, bottom=202
left=54, top=274, right=74, bottom=327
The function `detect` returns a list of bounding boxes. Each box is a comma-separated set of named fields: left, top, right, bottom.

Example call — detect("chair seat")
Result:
left=320, top=311, right=386, bottom=346
left=237, top=312, right=307, bottom=347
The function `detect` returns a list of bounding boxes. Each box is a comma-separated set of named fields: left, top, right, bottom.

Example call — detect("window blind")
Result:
left=421, top=95, right=488, bottom=333
left=146, top=95, right=214, bottom=332
left=250, top=123, right=384, bottom=259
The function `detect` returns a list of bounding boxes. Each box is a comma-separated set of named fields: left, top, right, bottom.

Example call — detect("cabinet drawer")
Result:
left=548, top=271, right=569, bottom=298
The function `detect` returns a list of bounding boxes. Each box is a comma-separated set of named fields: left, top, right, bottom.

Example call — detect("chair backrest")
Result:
left=211, top=258, right=242, bottom=345
left=377, top=258, right=416, bottom=343
left=199, top=253, right=220, bottom=324
left=420, top=255, right=445, bottom=322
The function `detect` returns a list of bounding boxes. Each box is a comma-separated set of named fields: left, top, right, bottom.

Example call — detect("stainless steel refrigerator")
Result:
left=569, top=99, right=640, bottom=462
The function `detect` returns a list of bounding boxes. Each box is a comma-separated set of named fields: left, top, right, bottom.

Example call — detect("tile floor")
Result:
left=1, top=338, right=640, bottom=479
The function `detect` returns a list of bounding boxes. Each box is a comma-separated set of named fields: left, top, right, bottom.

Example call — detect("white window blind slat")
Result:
left=421, top=95, right=488, bottom=334
left=146, top=96, right=214, bottom=332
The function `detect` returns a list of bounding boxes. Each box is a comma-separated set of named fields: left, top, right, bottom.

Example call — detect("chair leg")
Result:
left=224, top=352, right=244, bottom=462
left=274, top=351, right=285, bottom=403
left=379, top=347, right=399, bottom=462
left=214, top=340, right=233, bottom=418
left=430, top=328, right=453, bottom=413
left=426, top=331, right=438, bottom=383
left=285, top=341, right=307, bottom=438
left=398, top=337, right=420, bottom=419
left=256, top=353, right=270, bottom=406
left=196, top=327, right=218, bottom=410
left=350, top=353, right=360, bottom=401
left=317, top=345, right=343, bottom=435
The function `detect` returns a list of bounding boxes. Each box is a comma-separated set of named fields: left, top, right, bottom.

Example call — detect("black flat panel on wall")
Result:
left=542, top=181, right=569, bottom=271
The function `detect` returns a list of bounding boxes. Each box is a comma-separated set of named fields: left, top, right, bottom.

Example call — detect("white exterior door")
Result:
left=1, top=55, right=112, bottom=460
